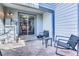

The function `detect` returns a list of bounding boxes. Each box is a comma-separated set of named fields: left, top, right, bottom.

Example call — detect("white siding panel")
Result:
left=55, top=4, right=78, bottom=36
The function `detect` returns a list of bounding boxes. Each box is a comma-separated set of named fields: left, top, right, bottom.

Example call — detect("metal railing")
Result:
left=0, top=25, right=16, bottom=44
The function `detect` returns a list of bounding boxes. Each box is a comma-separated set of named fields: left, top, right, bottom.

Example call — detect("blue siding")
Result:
left=39, top=3, right=56, bottom=10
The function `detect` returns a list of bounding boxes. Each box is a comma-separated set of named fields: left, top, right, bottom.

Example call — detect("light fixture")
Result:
left=7, top=11, right=13, bottom=25
left=7, top=12, right=13, bottom=16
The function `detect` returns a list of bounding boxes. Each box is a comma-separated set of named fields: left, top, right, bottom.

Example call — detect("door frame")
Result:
left=18, top=12, right=35, bottom=35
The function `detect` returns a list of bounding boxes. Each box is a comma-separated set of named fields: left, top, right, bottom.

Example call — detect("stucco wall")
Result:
left=34, top=14, right=43, bottom=36
left=43, top=12, right=53, bottom=38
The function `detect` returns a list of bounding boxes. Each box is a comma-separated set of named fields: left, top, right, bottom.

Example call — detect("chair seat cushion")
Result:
left=58, top=41, right=70, bottom=49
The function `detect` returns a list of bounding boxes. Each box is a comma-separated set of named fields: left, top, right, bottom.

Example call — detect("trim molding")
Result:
left=77, top=4, right=79, bottom=36
left=12, top=3, right=54, bottom=13
left=39, top=5, right=54, bottom=13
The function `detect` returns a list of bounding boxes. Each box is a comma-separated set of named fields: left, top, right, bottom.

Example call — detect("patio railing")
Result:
left=0, top=25, right=16, bottom=44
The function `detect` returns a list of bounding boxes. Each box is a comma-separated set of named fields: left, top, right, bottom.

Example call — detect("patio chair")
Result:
left=37, top=30, right=49, bottom=39
left=37, top=30, right=49, bottom=44
left=37, top=30, right=52, bottom=48
left=55, top=34, right=79, bottom=56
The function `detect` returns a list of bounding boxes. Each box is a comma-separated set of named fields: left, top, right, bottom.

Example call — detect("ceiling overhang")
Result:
left=2, top=3, right=45, bottom=14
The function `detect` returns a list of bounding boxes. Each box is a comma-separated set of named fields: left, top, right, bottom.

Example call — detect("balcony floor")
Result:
left=1, top=35, right=77, bottom=56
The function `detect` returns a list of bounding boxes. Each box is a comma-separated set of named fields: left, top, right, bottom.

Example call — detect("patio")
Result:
left=1, top=35, right=77, bottom=56
left=0, top=3, right=78, bottom=56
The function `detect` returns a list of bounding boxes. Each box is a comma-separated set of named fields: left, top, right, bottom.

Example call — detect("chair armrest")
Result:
left=56, top=35, right=70, bottom=38
left=58, top=39, right=68, bottom=42
left=54, top=35, right=69, bottom=43
left=44, top=37, right=52, bottom=40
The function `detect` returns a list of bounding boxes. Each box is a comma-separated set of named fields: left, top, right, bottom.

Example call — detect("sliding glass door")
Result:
left=19, top=13, right=34, bottom=35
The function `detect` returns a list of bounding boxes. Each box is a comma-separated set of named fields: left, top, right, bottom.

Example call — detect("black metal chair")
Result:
left=55, top=34, right=79, bottom=56
left=37, top=30, right=49, bottom=44
left=37, top=30, right=52, bottom=48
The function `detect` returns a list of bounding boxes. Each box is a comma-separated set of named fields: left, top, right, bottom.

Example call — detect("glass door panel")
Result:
left=20, top=15, right=34, bottom=35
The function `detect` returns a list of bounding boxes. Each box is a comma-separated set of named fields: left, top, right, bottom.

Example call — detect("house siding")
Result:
left=55, top=4, right=78, bottom=36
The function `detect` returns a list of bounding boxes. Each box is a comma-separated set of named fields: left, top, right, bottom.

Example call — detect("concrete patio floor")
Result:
left=1, top=35, right=77, bottom=56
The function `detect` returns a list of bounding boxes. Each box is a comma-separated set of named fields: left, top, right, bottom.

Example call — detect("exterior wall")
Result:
left=0, top=5, right=18, bottom=42
left=34, top=14, right=43, bottom=36
left=43, top=12, right=53, bottom=38
left=36, top=14, right=43, bottom=35
left=0, top=4, right=54, bottom=39
left=5, top=10, right=19, bottom=37
left=39, top=3, right=55, bottom=39
left=34, top=12, right=53, bottom=38
left=0, top=5, right=4, bottom=35
left=0, top=3, right=79, bottom=40
left=55, top=4, right=78, bottom=37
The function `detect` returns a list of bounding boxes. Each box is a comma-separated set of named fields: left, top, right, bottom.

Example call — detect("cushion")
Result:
left=67, top=35, right=79, bottom=49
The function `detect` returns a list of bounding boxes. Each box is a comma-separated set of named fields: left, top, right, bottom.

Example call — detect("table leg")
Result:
left=45, top=40, right=48, bottom=48
left=51, top=38, right=52, bottom=46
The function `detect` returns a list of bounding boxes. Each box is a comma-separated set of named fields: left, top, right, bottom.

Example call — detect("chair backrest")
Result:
left=43, top=30, right=49, bottom=37
left=67, top=35, right=79, bottom=50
